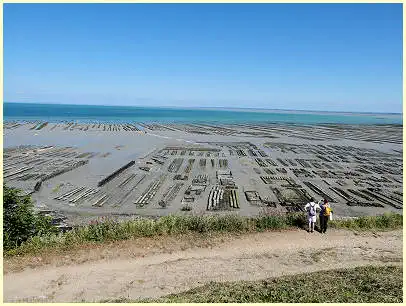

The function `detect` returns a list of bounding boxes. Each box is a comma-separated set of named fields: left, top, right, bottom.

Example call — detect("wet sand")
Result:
left=3, top=121, right=403, bottom=226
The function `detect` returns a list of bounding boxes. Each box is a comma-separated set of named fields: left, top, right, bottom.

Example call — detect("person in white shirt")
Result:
left=304, top=197, right=321, bottom=233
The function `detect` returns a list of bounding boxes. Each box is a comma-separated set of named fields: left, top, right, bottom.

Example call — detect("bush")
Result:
left=330, top=213, right=402, bottom=231
left=3, top=185, right=58, bottom=251
left=285, top=212, right=307, bottom=229
left=255, top=215, right=287, bottom=231
left=4, top=199, right=402, bottom=256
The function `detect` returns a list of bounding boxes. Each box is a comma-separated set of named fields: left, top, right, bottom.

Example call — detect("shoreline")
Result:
left=4, top=103, right=403, bottom=126
left=4, top=101, right=402, bottom=116
left=3, top=119, right=403, bottom=127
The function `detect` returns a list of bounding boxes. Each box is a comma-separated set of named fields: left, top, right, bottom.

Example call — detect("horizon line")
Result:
left=4, top=101, right=402, bottom=116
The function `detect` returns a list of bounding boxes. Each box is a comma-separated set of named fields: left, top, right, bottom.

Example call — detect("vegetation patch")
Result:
left=3, top=185, right=402, bottom=257
left=3, top=186, right=58, bottom=251
left=116, top=265, right=402, bottom=303
left=330, top=214, right=403, bottom=231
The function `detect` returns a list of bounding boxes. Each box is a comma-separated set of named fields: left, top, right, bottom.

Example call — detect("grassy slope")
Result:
left=119, top=265, right=402, bottom=303
left=5, top=213, right=402, bottom=256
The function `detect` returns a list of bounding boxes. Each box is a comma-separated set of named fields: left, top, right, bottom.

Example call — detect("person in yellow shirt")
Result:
left=319, top=199, right=332, bottom=233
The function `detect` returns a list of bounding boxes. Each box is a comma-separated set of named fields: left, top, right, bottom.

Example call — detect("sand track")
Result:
left=3, top=229, right=402, bottom=302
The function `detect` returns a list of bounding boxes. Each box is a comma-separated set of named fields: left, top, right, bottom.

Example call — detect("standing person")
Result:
left=304, top=197, right=320, bottom=233
left=320, top=199, right=332, bottom=233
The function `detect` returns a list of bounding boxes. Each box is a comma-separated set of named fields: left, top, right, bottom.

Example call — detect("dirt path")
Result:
left=4, top=229, right=402, bottom=302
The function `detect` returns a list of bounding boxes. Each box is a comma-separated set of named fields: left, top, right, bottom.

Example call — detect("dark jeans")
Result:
left=320, top=215, right=329, bottom=233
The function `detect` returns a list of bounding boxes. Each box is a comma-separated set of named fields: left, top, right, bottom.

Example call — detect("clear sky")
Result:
left=4, top=3, right=403, bottom=113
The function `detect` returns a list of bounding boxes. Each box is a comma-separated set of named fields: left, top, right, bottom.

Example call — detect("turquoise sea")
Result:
left=3, top=102, right=403, bottom=125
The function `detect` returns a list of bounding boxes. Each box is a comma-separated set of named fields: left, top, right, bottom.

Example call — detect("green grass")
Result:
left=113, top=265, right=402, bottom=303
left=330, top=213, right=403, bottom=231
left=4, top=212, right=402, bottom=257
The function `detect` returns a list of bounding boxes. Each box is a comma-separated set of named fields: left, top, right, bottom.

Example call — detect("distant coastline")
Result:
left=5, top=101, right=402, bottom=116
left=4, top=102, right=403, bottom=125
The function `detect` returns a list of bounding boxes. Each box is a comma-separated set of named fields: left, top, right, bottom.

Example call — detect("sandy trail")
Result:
left=4, top=229, right=402, bottom=302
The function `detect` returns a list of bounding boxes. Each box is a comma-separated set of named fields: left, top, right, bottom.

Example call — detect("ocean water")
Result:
left=3, top=102, right=403, bottom=125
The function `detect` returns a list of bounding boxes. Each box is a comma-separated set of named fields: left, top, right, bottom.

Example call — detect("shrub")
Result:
left=285, top=212, right=307, bottom=229
left=255, top=215, right=287, bottom=231
left=4, top=196, right=402, bottom=256
left=330, top=212, right=402, bottom=231
left=3, top=185, right=58, bottom=251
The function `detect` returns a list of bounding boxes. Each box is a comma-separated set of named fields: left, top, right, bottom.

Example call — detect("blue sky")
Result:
left=4, top=4, right=403, bottom=113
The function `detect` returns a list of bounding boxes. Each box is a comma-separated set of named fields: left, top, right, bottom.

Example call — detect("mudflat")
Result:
left=3, top=121, right=403, bottom=226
